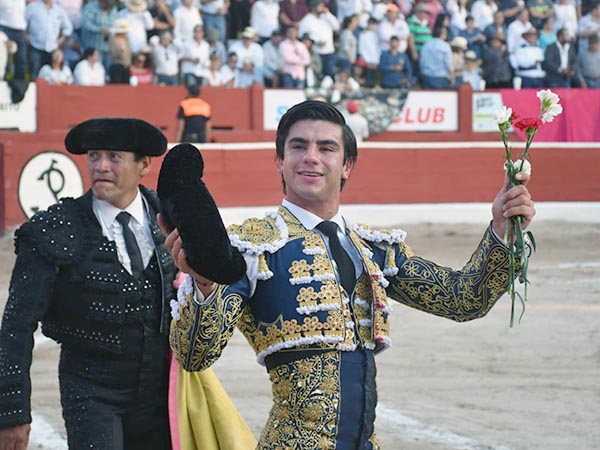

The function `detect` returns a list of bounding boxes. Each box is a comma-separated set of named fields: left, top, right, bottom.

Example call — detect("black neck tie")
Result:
left=317, top=221, right=356, bottom=294
left=116, top=211, right=144, bottom=279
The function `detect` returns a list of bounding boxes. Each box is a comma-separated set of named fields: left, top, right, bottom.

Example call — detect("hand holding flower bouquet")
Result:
left=494, top=89, right=563, bottom=326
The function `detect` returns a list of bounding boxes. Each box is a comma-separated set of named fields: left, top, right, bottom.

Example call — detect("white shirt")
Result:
left=345, top=112, right=369, bottom=142
left=554, top=3, right=578, bottom=40
left=92, top=189, right=154, bottom=275
left=506, top=19, right=532, bottom=54
left=26, top=1, right=73, bottom=53
left=298, top=11, right=340, bottom=55
left=38, top=63, right=74, bottom=84
left=152, top=42, right=180, bottom=76
left=200, top=0, right=225, bottom=15
left=229, top=40, right=264, bottom=69
left=337, top=0, right=373, bottom=27
left=73, top=59, right=106, bottom=85
left=250, top=0, right=280, bottom=39
left=470, top=0, right=497, bottom=31
left=377, top=17, right=410, bottom=52
left=219, top=64, right=239, bottom=86
left=204, top=68, right=227, bottom=86
left=0, top=0, right=27, bottom=30
left=180, top=38, right=211, bottom=76
left=173, top=4, right=202, bottom=45
left=358, top=28, right=381, bottom=65
left=117, top=9, right=154, bottom=53
left=578, top=13, right=600, bottom=51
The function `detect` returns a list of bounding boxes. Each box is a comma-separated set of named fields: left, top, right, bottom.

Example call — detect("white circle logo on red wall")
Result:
left=19, top=151, right=84, bottom=218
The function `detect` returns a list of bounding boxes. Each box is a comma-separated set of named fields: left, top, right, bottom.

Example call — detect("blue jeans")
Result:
left=157, top=74, right=179, bottom=85
left=28, top=46, right=51, bottom=81
left=584, top=78, right=600, bottom=88
left=280, top=73, right=304, bottom=88
left=320, top=53, right=337, bottom=78
left=183, top=73, right=203, bottom=89
left=0, top=25, right=27, bottom=79
left=422, top=75, right=451, bottom=89
left=521, top=76, right=544, bottom=88
left=202, top=13, right=227, bottom=44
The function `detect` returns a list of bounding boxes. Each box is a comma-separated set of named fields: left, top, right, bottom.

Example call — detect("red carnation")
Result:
left=512, top=116, right=542, bottom=131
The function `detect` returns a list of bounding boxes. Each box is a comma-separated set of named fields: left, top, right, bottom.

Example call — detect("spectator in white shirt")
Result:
left=150, top=30, right=180, bottom=84
left=358, top=16, right=380, bottom=87
left=173, top=0, right=203, bottom=46
left=298, top=0, right=340, bottom=78
left=220, top=51, right=240, bottom=86
left=511, top=26, right=546, bottom=87
left=180, top=24, right=211, bottom=88
left=203, top=52, right=227, bottom=86
left=26, top=0, right=74, bottom=80
left=344, top=100, right=369, bottom=142
left=56, top=0, right=83, bottom=31
left=229, top=26, right=265, bottom=83
left=554, top=0, right=578, bottom=41
left=506, top=8, right=532, bottom=53
left=336, top=0, right=373, bottom=29
left=377, top=3, right=411, bottom=53
left=470, top=0, right=498, bottom=31
left=38, top=48, right=74, bottom=84
left=200, top=0, right=229, bottom=45
left=118, top=0, right=154, bottom=54
left=73, top=46, right=106, bottom=85
left=577, top=2, right=600, bottom=52
left=250, top=0, right=281, bottom=43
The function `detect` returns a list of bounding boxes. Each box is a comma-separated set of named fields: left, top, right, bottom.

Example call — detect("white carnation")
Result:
left=504, top=159, right=532, bottom=175
left=494, top=106, right=512, bottom=125
left=537, top=89, right=563, bottom=123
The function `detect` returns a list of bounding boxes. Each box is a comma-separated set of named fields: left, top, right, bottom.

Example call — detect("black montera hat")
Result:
left=65, top=118, right=167, bottom=156
left=157, top=143, right=247, bottom=284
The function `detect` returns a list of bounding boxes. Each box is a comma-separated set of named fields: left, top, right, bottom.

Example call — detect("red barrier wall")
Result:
left=1, top=83, right=599, bottom=235
left=35, top=81, right=268, bottom=142
left=1, top=133, right=599, bottom=234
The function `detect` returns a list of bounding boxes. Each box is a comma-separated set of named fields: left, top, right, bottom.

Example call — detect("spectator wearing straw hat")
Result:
left=108, top=17, right=132, bottom=83
left=118, top=0, right=154, bottom=54
left=511, top=25, right=545, bottom=87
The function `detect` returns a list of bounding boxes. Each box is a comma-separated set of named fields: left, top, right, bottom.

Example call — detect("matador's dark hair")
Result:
left=275, top=100, right=358, bottom=165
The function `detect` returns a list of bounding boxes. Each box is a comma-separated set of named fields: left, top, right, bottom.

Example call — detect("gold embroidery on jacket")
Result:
left=259, top=351, right=341, bottom=449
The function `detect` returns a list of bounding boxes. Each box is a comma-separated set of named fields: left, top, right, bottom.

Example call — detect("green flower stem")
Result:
left=502, top=128, right=535, bottom=327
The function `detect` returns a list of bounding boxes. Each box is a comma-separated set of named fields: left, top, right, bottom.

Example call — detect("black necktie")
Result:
left=116, top=211, right=144, bottom=279
left=317, top=221, right=356, bottom=294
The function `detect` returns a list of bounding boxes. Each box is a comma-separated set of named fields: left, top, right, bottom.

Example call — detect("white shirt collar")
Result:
left=93, top=189, right=146, bottom=228
left=282, top=199, right=346, bottom=233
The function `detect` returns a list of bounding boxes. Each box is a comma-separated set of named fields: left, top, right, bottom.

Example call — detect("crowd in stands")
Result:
left=1, top=0, right=600, bottom=92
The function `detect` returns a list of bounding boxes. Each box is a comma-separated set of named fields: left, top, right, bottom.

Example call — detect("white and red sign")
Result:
left=387, top=91, right=458, bottom=132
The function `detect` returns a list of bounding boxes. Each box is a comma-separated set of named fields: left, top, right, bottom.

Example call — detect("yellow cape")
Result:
left=170, top=360, right=257, bottom=450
